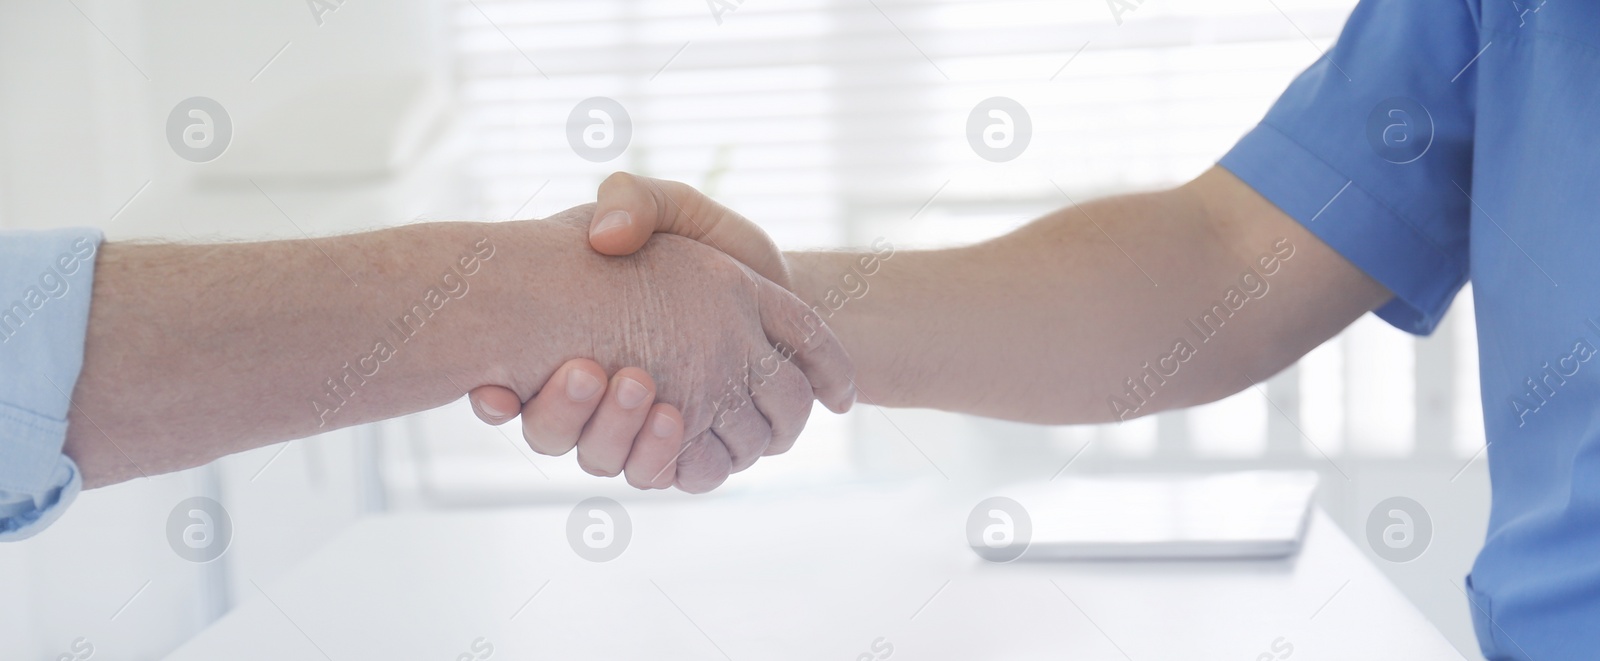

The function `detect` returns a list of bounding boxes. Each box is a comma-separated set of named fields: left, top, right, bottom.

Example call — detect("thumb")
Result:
left=589, top=172, right=792, bottom=289
left=467, top=384, right=523, bottom=425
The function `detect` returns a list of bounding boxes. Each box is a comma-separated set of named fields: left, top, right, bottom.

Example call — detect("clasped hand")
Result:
left=469, top=174, right=853, bottom=493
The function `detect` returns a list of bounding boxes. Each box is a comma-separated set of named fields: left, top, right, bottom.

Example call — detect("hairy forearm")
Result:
left=787, top=167, right=1389, bottom=424
left=64, top=220, right=554, bottom=487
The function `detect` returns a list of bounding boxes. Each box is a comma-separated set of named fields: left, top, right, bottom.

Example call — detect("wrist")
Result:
left=786, top=244, right=906, bottom=402
left=453, top=218, right=561, bottom=397
left=329, top=220, right=527, bottom=399
left=459, top=206, right=610, bottom=398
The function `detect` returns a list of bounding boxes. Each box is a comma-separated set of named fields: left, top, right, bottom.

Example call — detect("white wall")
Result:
left=0, top=1, right=457, bottom=658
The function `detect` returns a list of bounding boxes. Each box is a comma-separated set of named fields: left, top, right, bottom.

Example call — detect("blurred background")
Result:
left=0, top=0, right=1489, bottom=658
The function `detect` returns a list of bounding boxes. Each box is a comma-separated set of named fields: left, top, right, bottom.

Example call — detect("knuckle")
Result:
left=523, top=424, right=571, bottom=455
left=526, top=436, right=564, bottom=456
left=626, top=471, right=660, bottom=490
left=578, top=456, right=620, bottom=478
left=700, top=252, right=746, bottom=284
left=677, top=472, right=727, bottom=494
left=602, top=171, right=633, bottom=189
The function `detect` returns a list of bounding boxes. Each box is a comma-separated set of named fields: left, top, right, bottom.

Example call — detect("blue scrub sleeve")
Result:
left=1218, top=0, right=1480, bottom=335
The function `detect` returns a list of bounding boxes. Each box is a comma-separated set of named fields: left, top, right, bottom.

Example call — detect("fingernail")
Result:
left=591, top=210, right=631, bottom=238
left=651, top=412, right=676, bottom=437
left=478, top=398, right=509, bottom=419
left=566, top=370, right=603, bottom=401
left=616, top=376, right=650, bottom=409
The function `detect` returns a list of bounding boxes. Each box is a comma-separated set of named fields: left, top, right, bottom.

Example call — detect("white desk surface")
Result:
left=163, top=486, right=1465, bottom=661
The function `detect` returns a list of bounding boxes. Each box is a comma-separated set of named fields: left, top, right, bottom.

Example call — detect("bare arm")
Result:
left=481, top=168, right=1390, bottom=460
left=63, top=206, right=853, bottom=490
left=65, top=221, right=511, bottom=486
left=785, top=167, right=1392, bottom=423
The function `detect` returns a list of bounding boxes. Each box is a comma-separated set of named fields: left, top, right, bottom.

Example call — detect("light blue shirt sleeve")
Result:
left=0, top=228, right=103, bottom=540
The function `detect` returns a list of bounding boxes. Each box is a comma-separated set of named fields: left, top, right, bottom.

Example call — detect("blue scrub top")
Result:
left=1220, top=0, right=1600, bottom=658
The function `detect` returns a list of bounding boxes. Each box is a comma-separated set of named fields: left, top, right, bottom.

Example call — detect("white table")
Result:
left=163, top=486, right=1466, bottom=660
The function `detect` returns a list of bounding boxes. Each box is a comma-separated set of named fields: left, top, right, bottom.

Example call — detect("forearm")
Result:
left=64, top=221, right=552, bottom=487
left=787, top=167, right=1389, bottom=424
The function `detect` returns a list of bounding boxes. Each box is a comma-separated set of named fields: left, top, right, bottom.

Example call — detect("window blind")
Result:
left=399, top=0, right=1486, bottom=499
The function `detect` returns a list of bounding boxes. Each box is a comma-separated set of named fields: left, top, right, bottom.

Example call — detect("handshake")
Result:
left=460, top=173, right=862, bottom=494
left=60, top=163, right=1346, bottom=524
left=65, top=164, right=1312, bottom=500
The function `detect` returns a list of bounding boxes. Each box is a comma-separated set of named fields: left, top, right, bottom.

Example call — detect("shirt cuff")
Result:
left=0, top=227, right=103, bottom=540
left=0, top=453, right=81, bottom=540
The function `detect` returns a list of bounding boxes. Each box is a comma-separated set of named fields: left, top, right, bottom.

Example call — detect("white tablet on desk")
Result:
left=989, top=470, right=1319, bottom=561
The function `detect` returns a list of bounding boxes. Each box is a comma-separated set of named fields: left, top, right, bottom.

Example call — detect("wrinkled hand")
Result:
left=472, top=201, right=852, bottom=493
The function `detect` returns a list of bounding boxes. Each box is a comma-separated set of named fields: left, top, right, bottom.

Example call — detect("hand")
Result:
left=471, top=176, right=822, bottom=490
left=472, top=203, right=853, bottom=493
left=585, top=173, right=795, bottom=288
